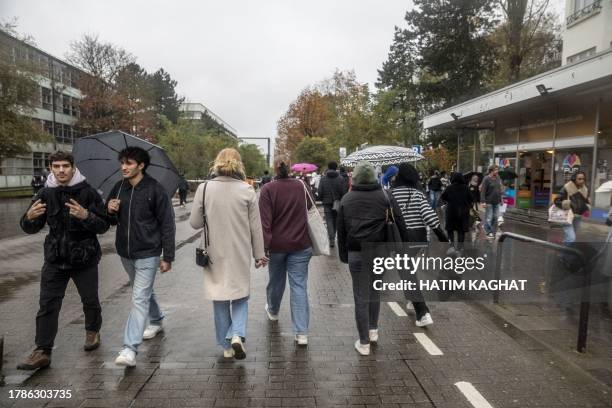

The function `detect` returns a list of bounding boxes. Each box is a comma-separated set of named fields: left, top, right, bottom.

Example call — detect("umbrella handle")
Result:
left=116, top=179, right=124, bottom=200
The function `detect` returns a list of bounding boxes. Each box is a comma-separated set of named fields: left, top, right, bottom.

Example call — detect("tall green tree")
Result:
left=150, top=68, right=184, bottom=125
left=294, top=137, right=335, bottom=170
left=239, top=144, right=268, bottom=177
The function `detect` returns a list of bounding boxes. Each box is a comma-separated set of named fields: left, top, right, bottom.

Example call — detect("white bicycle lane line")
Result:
left=387, top=302, right=496, bottom=408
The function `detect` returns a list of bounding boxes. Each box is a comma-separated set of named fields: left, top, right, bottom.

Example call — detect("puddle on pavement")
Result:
left=0, top=273, right=39, bottom=303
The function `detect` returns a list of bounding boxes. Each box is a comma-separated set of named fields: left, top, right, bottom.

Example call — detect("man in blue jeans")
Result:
left=107, top=147, right=176, bottom=367
left=480, top=165, right=503, bottom=239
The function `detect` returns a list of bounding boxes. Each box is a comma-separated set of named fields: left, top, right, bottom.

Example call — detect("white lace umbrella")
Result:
left=340, top=145, right=425, bottom=167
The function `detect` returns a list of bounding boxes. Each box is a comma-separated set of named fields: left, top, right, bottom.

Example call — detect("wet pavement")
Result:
left=0, top=204, right=611, bottom=407
left=0, top=198, right=34, bottom=240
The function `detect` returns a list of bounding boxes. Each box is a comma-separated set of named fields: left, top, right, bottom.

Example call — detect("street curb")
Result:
left=470, top=301, right=612, bottom=400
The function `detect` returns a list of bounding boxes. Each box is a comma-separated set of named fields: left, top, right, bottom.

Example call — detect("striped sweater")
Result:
left=391, top=186, right=440, bottom=230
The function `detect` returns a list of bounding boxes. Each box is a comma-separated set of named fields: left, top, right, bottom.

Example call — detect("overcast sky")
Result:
left=2, top=0, right=565, bottom=156
left=1, top=0, right=419, bottom=155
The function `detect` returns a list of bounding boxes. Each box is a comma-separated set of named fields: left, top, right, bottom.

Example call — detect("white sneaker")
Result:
left=416, top=313, right=434, bottom=327
left=223, top=348, right=235, bottom=358
left=294, top=335, right=308, bottom=346
left=368, top=329, right=379, bottom=344
left=354, top=340, right=370, bottom=356
left=143, top=324, right=163, bottom=340
left=264, top=304, right=278, bottom=321
left=231, top=336, right=246, bottom=360
left=114, top=348, right=136, bottom=367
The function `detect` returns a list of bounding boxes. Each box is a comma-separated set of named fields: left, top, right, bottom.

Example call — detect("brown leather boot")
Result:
left=84, top=331, right=100, bottom=351
left=17, top=350, right=51, bottom=370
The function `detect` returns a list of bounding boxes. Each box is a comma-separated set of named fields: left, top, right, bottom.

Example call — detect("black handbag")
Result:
left=382, top=190, right=403, bottom=250
left=195, top=182, right=213, bottom=267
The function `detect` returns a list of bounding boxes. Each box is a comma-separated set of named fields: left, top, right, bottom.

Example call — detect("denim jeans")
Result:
left=213, top=296, right=249, bottom=349
left=348, top=251, right=380, bottom=344
left=120, top=256, right=164, bottom=352
left=563, top=217, right=582, bottom=244
left=267, top=248, right=313, bottom=335
left=428, top=190, right=440, bottom=209
left=323, top=205, right=337, bottom=243
left=483, top=203, right=500, bottom=235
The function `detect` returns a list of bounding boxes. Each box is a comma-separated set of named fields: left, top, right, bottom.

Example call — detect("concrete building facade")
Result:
left=1, top=30, right=87, bottom=193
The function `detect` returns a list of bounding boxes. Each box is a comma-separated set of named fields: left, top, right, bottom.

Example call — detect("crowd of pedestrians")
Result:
left=21, top=145, right=610, bottom=368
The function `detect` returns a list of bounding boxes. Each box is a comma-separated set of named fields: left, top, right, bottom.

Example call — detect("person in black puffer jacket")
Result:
left=18, top=151, right=109, bottom=370
left=317, top=161, right=347, bottom=247
left=337, top=161, right=409, bottom=356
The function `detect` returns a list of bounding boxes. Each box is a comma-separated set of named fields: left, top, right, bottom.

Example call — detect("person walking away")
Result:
left=339, top=166, right=350, bottom=192
left=480, top=165, right=503, bottom=239
left=178, top=176, right=189, bottom=207
left=337, top=161, right=410, bottom=356
left=391, top=163, right=449, bottom=327
left=380, top=166, right=398, bottom=190
left=468, top=174, right=481, bottom=229
left=31, top=175, right=45, bottom=195
left=441, top=173, right=473, bottom=251
left=554, top=171, right=590, bottom=245
left=440, top=171, right=450, bottom=191
left=259, top=162, right=313, bottom=345
left=261, top=170, right=272, bottom=187
left=18, top=151, right=109, bottom=370
left=189, top=148, right=268, bottom=359
left=427, top=171, right=443, bottom=210
left=317, top=161, right=347, bottom=248
left=107, top=147, right=176, bottom=367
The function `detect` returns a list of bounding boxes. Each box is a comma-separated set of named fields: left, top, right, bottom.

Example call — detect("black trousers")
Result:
left=348, top=251, right=381, bottom=344
left=179, top=189, right=188, bottom=205
left=323, top=205, right=337, bottom=242
left=35, top=263, right=102, bottom=353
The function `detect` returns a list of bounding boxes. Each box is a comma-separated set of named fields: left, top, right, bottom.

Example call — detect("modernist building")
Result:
left=179, top=102, right=238, bottom=139
left=423, top=1, right=612, bottom=221
left=1, top=30, right=87, bottom=193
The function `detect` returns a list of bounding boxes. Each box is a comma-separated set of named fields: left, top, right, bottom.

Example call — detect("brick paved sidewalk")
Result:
left=2, top=235, right=612, bottom=407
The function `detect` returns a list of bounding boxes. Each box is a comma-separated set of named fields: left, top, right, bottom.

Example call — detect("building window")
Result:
left=43, top=120, right=53, bottom=136
left=566, top=47, right=596, bottom=64
left=63, top=95, right=71, bottom=115
left=41, top=87, right=52, bottom=110
left=567, top=0, right=601, bottom=26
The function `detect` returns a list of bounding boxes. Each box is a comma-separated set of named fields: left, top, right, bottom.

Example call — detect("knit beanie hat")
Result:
left=352, top=161, right=377, bottom=185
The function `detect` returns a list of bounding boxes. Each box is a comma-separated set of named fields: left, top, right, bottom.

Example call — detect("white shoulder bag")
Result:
left=302, top=181, right=330, bottom=256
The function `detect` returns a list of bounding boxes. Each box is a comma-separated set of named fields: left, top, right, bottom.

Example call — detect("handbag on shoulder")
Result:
left=302, top=181, right=330, bottom=256
left=196, top=182, right=213, bottom=267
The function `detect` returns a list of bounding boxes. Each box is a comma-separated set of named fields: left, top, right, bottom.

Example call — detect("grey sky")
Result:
left=2, top=0, right=416, bottom=155
left=2, top=0, right=565, bottom=156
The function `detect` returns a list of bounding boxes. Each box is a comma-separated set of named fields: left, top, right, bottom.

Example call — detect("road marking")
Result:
left=387, top=302, right=407, bottom=316
left=455, top=381, right=494, bottom=408
left=413, top=333, right=443, bottom=356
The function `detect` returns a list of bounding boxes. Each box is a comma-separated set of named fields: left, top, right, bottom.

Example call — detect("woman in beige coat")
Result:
left=189, top=148, right=267, bottom=360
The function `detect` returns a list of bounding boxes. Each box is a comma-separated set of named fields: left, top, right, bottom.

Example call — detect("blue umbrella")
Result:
left=72, top=130, right=181, bottom=198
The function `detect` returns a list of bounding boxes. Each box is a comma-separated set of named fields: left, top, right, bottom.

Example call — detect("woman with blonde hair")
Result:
left=189, top=148, right=268, bottom=359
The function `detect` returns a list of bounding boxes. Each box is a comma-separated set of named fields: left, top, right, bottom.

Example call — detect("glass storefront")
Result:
left=516, top=150, right=553, bottom=209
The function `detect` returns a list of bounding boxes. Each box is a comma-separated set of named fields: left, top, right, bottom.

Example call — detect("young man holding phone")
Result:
left=106, top=146, right=176, bottom=367
left=18, top=151, right=109, bottom=370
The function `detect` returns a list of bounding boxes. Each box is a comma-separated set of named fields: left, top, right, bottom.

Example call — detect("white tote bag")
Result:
left=548, top=204, right=574, bottom=225
left=302, top=182, right=330, bottom=256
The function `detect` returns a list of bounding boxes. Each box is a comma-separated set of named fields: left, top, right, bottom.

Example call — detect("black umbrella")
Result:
left=72, top=130, right=181, bottom=198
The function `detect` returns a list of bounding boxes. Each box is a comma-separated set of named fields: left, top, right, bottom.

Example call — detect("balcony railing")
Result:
left=566, top=0, right=602, bottom=27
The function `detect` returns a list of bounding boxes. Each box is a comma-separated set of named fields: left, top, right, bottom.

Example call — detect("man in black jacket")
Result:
left=107, top=147, right=176, bottom=367
left=317, top=161, right=347, bottom=247
left=18, top=151, right=109, bottom=370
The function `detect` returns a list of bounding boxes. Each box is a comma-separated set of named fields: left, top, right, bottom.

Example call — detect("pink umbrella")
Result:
left=291, top=163, right=318, bottom=173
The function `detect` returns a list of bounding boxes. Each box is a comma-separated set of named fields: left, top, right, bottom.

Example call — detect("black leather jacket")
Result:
left=318, top=170, right=347, bottom=206
left=106, top=174, right=176, bottom=262
left=20, top=181, right=110, bottom=269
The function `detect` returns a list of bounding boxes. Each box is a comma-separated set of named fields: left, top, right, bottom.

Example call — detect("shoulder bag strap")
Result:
left=202, top=182, right=210, bottom=249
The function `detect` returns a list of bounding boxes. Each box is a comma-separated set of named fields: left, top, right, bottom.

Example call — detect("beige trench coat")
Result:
left=189, top=176, right=265, bottom=300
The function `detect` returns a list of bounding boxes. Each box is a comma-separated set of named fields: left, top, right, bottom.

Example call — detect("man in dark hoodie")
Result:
left=18, top=151, right=109, bottom=370
left=106, top=146, right=176, bottom=367
left=317, top=161, right=347, bottom=247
